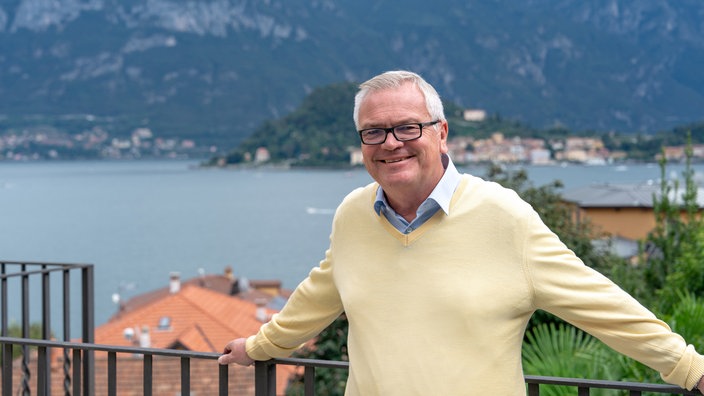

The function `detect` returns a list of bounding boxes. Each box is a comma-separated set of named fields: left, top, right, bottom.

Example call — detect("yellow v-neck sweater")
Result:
left=246, top=175, right=704, bottom=395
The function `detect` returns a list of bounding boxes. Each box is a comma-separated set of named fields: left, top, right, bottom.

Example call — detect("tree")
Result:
left=641, top=132, right=704, bottom=314
left=485, top=165, right=626, bottom=286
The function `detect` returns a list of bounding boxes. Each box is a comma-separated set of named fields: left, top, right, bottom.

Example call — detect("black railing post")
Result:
left=108, top=351, right=117, bottom=396
left=219, top=363, right=229, bottom=396
left=73, top=348, right=82, bottom=396
left=1, top=263, right=7, bottom=338
left=255, top=360, right=277, bottom=396
left=21, top=263, right=30, bottom=395
left=82, top=265, right=95, bottom=395
left=527, top=382, right=540, bottom=396
left=144, top=354, right=153, bottom=396
left=304, top=366, right=316, bottom=396
left=63, top=269, right=71, bottom=395
left=37, top=346, right=48, bottom=396
left=2, top=342, right=13, bottom=396
left=181, top=357, right=191, bottom=396
left=41, top=264, right=51, bottom=395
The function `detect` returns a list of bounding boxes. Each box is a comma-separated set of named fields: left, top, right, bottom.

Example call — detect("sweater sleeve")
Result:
left=246, top=186, right=375, bottom=360
left=522, top=208, right=704, bottom=390
left=246, top=247, right=344, bottom=360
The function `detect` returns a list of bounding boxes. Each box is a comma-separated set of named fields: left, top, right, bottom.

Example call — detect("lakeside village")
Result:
left=258, top=132, right=702, bottom=167
left=0, top=126, right=215, bottom=161
left=1, top=120, right=702, bottom=165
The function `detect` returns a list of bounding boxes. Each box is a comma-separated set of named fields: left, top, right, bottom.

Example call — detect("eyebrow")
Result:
left=360, top=119, right=422, bottom=129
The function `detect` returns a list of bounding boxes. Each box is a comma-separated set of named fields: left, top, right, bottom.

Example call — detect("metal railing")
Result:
left=0, top=340, right=699, bottom=396
left=1, top=260, right=95, bottom=395
left=523, top=375, right=699, bottom=396
left=1, top=260, right=700, bottom=395
left=0, top=337, right=227, bottom=395
left=256, top=357, right=700, bottom=396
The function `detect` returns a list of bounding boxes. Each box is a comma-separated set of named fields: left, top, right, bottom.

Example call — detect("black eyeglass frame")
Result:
left=358, top=120, right=441, bottom=145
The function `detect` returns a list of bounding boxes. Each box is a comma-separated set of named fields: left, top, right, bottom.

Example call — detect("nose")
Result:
left=380, top=131, right=404, bottom=149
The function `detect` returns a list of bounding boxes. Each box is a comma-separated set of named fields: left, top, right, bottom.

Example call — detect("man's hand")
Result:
left=698, top=375, right=704, bottom=395
left=218, top=338, right=255, bottom=366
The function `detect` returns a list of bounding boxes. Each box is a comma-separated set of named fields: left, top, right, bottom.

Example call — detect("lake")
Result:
left=0, top=159, right=699, bottom=328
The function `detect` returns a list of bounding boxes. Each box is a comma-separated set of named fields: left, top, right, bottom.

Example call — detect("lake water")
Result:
left=0, top=159, right=700, bottom=329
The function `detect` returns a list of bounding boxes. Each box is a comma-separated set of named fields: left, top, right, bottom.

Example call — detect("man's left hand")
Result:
left=218, top=338, right=254, bottom=366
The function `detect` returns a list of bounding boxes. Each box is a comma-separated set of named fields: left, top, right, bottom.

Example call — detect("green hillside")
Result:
left=208, top=82, right=704, bottom=167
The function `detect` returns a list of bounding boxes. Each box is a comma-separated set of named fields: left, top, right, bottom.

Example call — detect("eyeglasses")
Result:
left=358, top=120, right=440, bottom=145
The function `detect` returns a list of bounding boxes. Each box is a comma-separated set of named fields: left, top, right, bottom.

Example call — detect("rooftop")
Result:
left=94, top=270, right=295, bottom=394
left=562, top=182, right=704, bottom=208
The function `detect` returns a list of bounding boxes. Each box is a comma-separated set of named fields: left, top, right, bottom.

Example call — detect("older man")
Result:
left=219, top=70, right=704, bottom=395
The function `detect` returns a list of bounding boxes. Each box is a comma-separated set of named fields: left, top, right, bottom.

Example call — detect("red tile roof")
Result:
left=111, top=272, right=292, bottom=319
left=95, top=282, right=295, bottom=394
left=98, top=284, right=267, bottom=351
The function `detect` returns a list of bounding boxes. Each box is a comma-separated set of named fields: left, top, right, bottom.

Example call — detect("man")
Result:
left=219, top=70, right=704, bottom=395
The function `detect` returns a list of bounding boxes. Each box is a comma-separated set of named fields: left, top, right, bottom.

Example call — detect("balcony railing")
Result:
left=1, top=260, right=95, bottom=394
left=1, top=261, right=700, bottom=395
left=0, top=339, right=699, bottom=395
left=0, top=336, right=228, bottom=395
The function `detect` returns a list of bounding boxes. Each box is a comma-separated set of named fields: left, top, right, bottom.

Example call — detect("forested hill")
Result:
left=1, top=0, right=704, bottom=149
left=212, top=82, right=704, bottom=167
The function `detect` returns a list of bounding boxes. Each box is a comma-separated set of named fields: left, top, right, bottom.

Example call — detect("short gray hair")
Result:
left=353, top=70, right=445, bottom=129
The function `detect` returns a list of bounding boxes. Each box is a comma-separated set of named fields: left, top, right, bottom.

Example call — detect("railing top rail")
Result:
left=270, top=357, right=350, bottom=370
left=1, top=268, right=76, bottom=279
left=0, top=336, right=219, bottom=360
left=0, top=261, right=93, bottom=278
left=1, top=260, right=93, bottom=268
left=525, top=375, right=698, bottom=393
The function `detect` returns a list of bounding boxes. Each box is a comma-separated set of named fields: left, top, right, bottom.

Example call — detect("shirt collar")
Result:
left=374, top=155, right=461, bottom=216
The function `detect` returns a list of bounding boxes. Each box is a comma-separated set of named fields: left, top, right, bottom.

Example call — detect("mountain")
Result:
left=1, top=0, right=703, bottom=149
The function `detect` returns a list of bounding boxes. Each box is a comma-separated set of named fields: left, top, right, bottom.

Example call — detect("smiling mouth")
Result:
left=381, top=156, right=412, bottom=164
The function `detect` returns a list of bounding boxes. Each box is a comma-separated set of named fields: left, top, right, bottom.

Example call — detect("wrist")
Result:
left=695, top=375, right=704, bottom=391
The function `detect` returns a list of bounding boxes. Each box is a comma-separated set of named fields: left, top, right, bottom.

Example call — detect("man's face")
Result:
left=358, top=83, right=448, bottom=197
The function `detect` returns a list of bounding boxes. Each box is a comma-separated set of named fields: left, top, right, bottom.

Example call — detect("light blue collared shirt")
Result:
left=374, top=155, right=462, bottom=234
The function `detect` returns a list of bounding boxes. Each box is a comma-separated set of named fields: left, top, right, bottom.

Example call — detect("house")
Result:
left=462, top=109, right=487, bottom=122
left=562, top=182, right=704, bottom=258
left=111, top=266, right=291, bottom=318
left=90, top=269, right=296, bottom=395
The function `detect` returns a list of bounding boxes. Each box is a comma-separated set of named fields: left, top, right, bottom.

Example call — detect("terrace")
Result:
left=0, top=261, right=699, bottom=395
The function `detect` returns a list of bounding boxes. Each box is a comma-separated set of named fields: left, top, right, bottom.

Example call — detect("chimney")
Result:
left=230, top=278, right=240, bottom=295
left=169, top=272, right=181, bottom=293
left=255, top=298, right=268, bottom=322
left=123, top=327, right=136, bottom=344
left=139, top=325, right=151, bottom=348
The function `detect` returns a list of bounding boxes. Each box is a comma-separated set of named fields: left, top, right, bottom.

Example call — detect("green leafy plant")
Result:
left=522, top=322, right=617, bottom=396
left=0, top=321, right=47, bottom=362
left=639, top=132, right=704, bottom=314
left=286, top=315, right=349, bottom=396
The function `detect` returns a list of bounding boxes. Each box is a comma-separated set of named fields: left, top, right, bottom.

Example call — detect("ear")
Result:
left=438, top=120, right=449, bottom=154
